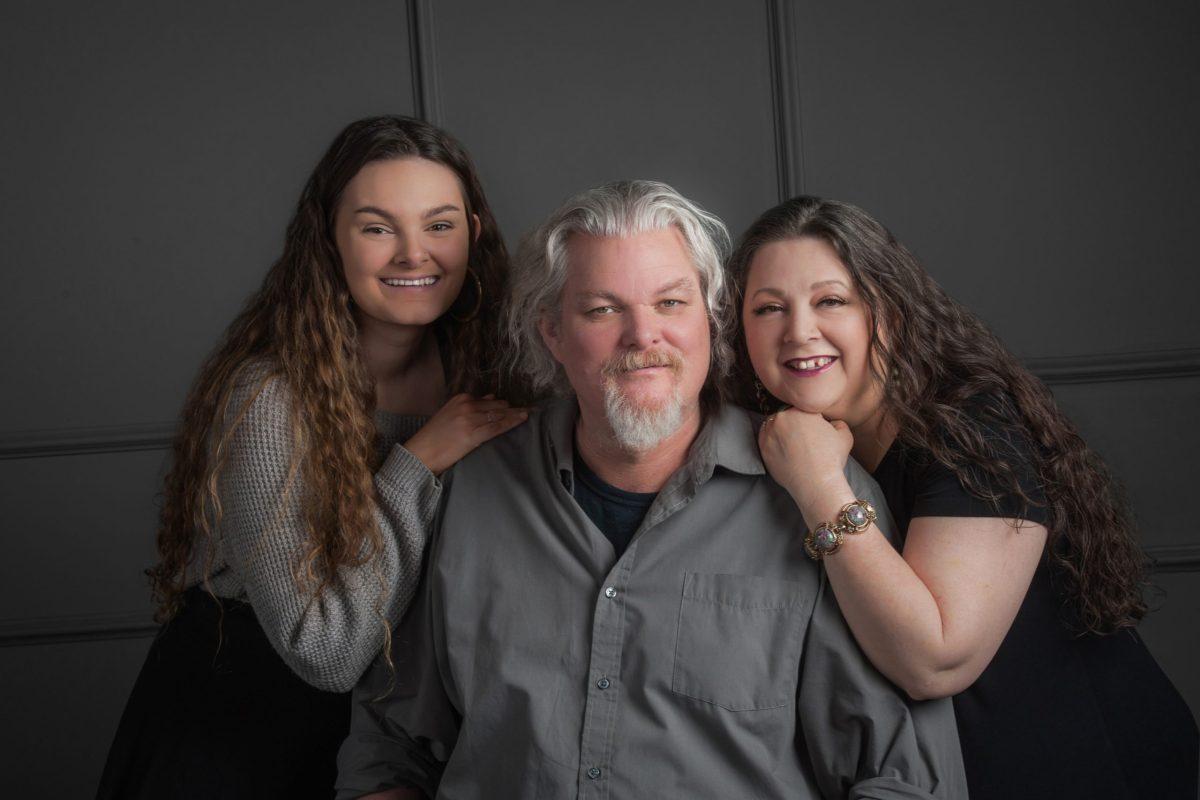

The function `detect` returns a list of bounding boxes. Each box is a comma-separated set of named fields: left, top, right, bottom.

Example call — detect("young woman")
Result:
left=731, top=196, right=1197, bottom=799
left=98, top=116, right=526, bottom=799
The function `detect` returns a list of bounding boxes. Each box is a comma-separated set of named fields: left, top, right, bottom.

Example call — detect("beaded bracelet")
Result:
left=803, top=499, right=878, bottom=560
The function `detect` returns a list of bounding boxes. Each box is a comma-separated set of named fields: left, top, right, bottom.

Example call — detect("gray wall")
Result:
left=1, top=1, right=1196, bottom=794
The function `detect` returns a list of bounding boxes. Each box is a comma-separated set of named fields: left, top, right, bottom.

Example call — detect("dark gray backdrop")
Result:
left=1, top=1, right=1196, bottom=794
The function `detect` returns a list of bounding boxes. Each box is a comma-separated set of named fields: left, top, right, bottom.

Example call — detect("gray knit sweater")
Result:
left=189, top=371, right=439, bottom=692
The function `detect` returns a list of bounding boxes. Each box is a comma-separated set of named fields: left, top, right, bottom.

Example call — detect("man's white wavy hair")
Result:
left=503, top=180, right=734, bottom=404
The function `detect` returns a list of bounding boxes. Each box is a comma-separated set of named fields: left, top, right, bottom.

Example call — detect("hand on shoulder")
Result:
left=404, top=393, right=528, bottom=475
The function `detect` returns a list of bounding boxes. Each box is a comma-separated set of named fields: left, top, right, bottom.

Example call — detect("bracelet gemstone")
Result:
left=844, top=503, right=869, bottom=529
left=811, top=524, right=840, bottom=553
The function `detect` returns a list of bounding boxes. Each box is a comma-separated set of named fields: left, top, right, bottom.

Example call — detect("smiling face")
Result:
left=742, top=236, right=883, bottom=426
left=539, top=227, right=711, bottom=451
left=333, top=157, right=476, bottom=332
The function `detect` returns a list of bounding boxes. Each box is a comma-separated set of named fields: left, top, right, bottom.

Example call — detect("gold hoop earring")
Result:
left=450, top=268, right=483, bottom=323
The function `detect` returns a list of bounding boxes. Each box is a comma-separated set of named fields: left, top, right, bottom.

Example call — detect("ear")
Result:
left=537, top=313, right=565, bottom=364
left=472, top=213, right=482, bottom=244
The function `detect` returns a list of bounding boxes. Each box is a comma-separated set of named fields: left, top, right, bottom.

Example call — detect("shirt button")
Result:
left=597, top=677, right=611, bottom=690
left=587, top=767, right=602, bottom=780
left=604, top=586, right=617, bottom=598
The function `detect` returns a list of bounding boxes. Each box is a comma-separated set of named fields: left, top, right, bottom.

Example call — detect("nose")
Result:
left=391, top=232, right=429, bottom=267
left=621, top=305, right=661, bottom=350
left=783, top=305, right=819, bottom=344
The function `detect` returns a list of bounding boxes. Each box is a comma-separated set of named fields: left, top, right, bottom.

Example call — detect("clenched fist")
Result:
left=757, top=408, right=853, bottom=510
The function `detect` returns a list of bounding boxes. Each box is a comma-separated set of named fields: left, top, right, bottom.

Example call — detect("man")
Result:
left=336, top=181, right=966, bottom=799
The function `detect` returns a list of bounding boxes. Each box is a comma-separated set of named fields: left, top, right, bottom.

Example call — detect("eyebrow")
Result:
left=654, top=276, right=696, bottom=295
left=574, top=289, right=621, bottom=305
left=751, top=279, right=849, bottom=300
left=574, top=276, right=697, bottom=304
left=353, top=203, right=464, bottom=222
left=422, top=203, right=462, bottom=219
left=354, top=205, right=395, bottom=222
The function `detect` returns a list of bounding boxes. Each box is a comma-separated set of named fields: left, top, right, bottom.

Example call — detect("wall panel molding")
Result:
left=407, top=0, right=441, bottom=124
left=0, top=422, right=175, bottom=460
left=1147, top=544, right=1200, bottom=574
left=1, top=349, right=1197, bottom=461
left=766, top=0, right=804, bottom=200
left=0, top=611, right=157, bottom=648
left=1025, top=347, right=1200, bottom=385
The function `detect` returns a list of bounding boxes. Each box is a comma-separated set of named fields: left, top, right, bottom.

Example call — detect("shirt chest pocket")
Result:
left=671, top=572, right=813, bottom=712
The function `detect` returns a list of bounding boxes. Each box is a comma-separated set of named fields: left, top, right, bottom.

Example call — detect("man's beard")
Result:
left=600, top=349, right=687, bottom=452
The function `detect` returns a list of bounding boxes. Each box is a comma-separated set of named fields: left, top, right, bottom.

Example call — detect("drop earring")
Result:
left=754, top=378, right=770, bottom=412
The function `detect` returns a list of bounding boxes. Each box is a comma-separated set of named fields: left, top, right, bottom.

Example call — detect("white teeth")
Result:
left=792, top=356, right=833, bottom=370
left=381, top=276, right=438, bottom=287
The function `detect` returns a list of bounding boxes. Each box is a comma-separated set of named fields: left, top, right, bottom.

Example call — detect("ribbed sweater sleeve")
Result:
left=208, top=373, right=439, bottom=692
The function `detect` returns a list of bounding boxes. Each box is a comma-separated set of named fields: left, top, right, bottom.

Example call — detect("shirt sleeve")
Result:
left=214, top=372, right=441, bottom=692
left=910, top=405, right=1049, bottom=524
left=335, top=514, right=460, bottom=799
left=796, top=460, right=969, bottom=799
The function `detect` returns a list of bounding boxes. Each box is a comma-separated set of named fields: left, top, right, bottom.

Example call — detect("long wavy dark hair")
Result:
left=728, top=195, right=1145, bottom=633
left=148, top=115, right=509, bottom=624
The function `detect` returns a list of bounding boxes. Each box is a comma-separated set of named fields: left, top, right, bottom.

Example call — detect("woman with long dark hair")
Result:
left=731, top=195, right=1197, bottom=799
left=98, top=115, right=526, bottom=799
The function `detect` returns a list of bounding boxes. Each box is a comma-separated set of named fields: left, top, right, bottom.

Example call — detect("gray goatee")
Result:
left=600, top=349, right=686, bottom=452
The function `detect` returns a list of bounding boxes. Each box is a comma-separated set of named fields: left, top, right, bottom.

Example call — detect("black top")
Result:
left=573, top=452, right=657, bottom=558
left=872, top=406, right=1198, bottom=800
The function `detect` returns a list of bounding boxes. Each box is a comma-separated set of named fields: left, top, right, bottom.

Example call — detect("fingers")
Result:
left=469, top=406, right=527, bottom=427
left=758, top=409, right=774, bottom=430
left=469, top=398, right=522, bottom=413
left=758, top=412, right=780, bottom=452
left=828, top=419, right=853, bottom=442
left=492, top=409, right=528, bottom=432
left=757, top=422, right=772, bottom=453
left=469, top=408, right=529, bottom=445
left=469, top=405, right=529, bottom=427
left=762, top=408, right=796, bottom=434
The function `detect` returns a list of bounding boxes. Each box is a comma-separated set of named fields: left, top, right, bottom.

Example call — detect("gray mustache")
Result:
left=601, top=349, right=683, bottom=378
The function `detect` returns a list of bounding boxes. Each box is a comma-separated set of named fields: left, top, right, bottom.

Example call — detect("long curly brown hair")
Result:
left=728, top=195, right=1146, bottom=634
left=148, top=115, right=509, bottom=624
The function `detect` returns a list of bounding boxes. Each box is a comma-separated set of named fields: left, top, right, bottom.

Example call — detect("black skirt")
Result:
left=97, top=588, right=350, bottom=800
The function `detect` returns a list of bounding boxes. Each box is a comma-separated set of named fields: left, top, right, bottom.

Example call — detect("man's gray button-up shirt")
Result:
left=336, top=398, right=967, bottom=799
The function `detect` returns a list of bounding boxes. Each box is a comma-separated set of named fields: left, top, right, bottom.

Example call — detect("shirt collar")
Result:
left=544, top=396, right=579, bottom=491
left=690, top=402, right=767, bottom=480
left=541, top=396, right=765, bottom=493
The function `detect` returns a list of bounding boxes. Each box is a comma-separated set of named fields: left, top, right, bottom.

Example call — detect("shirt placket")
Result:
left=575, top=543, right=636, bottom=799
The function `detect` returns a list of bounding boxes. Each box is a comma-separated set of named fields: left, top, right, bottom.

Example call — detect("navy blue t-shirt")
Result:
left=573, top=453, right=656, bottom=558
